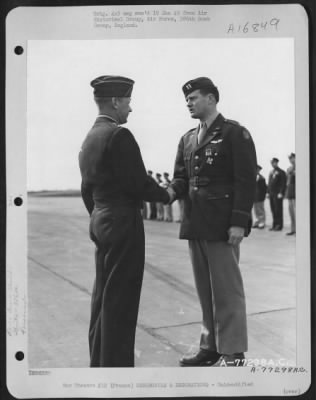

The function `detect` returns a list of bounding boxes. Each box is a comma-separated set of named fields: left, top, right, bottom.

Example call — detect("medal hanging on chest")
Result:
left=205, top=146, right=213, bottom=165
left=206, top=157, right=213, bottom=165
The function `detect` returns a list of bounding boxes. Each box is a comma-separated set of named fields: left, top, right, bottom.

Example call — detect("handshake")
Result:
left=165, top=185, right=177, bottom=204
left=144, top=175, right=177, bottom=205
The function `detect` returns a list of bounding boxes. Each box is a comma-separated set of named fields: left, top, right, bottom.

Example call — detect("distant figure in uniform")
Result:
left=163, top=172, right=173, bottom=222
left=176, top=199, right=185, bottom=223
left=79, top=75, right=170, bottom=367
left=285, top=153, right=296, bottom=235
left=268, top=158, right=286, bottom=231
left=252, top=165, right=267, bottom=229
left=141, top=200, right=148, bottom=219
left=156, top=173, right=164, bottom=221
left=167, top=77, right=257, bottom=367
left=147, top=170, right=157, bottom=220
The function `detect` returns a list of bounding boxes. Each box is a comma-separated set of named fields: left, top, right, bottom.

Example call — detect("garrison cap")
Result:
left=271, top=157, right=279, bottom=163
left=91, top=75, right=134, bottom=97
left=182, top=77, right=219, bottom=102
left=288, top=152, right=295, bottom=158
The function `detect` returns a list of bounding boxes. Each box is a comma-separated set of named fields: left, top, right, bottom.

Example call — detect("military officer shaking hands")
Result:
left=167, top=77, right=257, bottom=367
left=79, top=75, right=170, bottom=367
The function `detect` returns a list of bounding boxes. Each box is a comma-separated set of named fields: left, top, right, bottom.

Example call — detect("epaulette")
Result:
left=224, top=118, right=240, bottom=126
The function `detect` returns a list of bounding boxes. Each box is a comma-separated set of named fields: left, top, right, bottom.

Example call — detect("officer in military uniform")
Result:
left=167, top=77, right=257, bottom=367
left=79, top=76, right=170, bottom=367
left=268, top=158, right=287, bottom=231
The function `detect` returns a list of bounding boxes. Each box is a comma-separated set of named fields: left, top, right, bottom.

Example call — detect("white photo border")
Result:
left=6, top=4, right=310, bottom=398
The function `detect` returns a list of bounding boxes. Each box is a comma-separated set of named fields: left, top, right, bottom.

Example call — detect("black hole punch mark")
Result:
left=15, top=351, right=24, bottom=361
left=14, top=46, right=24, bottom=55
left=14, top=197, right=23, bottom=206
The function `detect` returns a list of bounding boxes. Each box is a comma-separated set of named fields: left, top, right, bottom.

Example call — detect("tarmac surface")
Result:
left=27, top=195, right=296, bottom=368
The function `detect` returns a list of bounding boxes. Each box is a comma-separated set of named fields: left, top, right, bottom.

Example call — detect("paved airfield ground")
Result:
left=28, top=194, right=296, bottom=368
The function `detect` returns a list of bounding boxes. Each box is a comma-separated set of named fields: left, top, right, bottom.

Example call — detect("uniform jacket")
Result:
left=268, top=167, right=286, bottom=197
left=171, top=113, right=257, bottom=241
left=255, top=174, right=267, bottom=202
left=79, top=116, right=169, bottom=215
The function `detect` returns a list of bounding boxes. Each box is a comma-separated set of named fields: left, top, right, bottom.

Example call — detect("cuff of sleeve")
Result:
left=230, top=210, right=251, bottom=229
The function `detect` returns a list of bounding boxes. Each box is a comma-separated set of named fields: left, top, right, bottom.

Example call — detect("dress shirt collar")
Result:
left=199, top=111, right=219, bottom=130
left=97, top=114, right=118, bottom=124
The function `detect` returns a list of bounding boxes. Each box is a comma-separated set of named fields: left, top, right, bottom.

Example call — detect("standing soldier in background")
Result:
left=285, top=153, right=296, bottom=235
left=252, top=165, right=267, bottom=229
left=268, top=158, right=286, bottom=231
left=79, top=75, right=170, bottom=367
left=163, top=172, right=173, bottom=222
left=156, top=173, right=164, bottom=221
left=167, top=77, right=257, bottom=367
left=147, top=170, right=157, bottom=220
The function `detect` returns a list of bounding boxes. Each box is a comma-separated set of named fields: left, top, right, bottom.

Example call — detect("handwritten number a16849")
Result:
left=227, top=18, right=280, bottom=34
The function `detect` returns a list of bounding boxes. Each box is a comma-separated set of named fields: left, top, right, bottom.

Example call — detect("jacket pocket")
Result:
left=90, top=208, right=130, bottom=247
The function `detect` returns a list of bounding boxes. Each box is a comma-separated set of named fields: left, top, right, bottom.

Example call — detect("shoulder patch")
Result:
left=224, top=118, right=240, bottom=126
left=184, top=128, right=196, bottom=137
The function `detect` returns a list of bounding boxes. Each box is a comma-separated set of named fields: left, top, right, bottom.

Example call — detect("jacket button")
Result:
left=194, top=186, right=198, bottom=191
left=194, top=155, right=199, bottom=160
left=194, top=166, right=199, bottom=170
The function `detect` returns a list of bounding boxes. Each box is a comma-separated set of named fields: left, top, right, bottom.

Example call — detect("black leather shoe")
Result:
left=179, top=349, right=220, bottom=367
left=269, top=227, right=275, bottom=231
left=286, top=231, right=296, bottom=235
left=274, top=226, right=283, bottom=231
left=212, top=353, right=245, bottom=367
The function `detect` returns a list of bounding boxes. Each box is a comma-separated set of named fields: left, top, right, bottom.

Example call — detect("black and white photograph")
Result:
left=5, top=4, right=311, bottom=398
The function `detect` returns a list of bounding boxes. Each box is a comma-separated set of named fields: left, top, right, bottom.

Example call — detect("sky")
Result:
left=27, top=38, right=295, bottom=191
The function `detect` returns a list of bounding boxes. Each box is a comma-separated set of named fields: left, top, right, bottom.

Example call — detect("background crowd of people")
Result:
left=143, top=152, right=296, bottom=236
left=253, top=153, right=296, bottom=235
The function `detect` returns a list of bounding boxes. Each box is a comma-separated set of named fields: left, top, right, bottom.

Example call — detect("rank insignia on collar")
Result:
left=205, top=148, right=212, bottom=156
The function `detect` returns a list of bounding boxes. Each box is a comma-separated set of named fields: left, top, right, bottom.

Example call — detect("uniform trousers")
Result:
left=156, top=202, right=164, bottom=220
left=149, top=202, right=157, bottom=220
left=288, top=199, right=296, bottom=232
left=269, top=195, right=284, bottom=228
left=141, top=201, right=148, bottom=219
left=89, top=206, right=145, bottom=367
left=188, top=240, right=248, bottom=355
left=253, top=201, right=266, bottom=226
left=163, top=204, right=173, bottom=222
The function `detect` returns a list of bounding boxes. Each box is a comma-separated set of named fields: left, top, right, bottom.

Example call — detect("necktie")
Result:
left=198, top=122, right=208, bottom=144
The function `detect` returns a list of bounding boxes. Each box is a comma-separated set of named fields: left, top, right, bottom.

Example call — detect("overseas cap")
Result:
left=91, top=75, right=134, bottom=97
left=182, top=77, right=219, bottom=102
left=288, top=152, right=295, bottom=158
left=271, top=157, right=279, bottom=163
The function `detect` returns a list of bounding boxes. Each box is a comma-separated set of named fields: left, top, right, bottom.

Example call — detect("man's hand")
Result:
left=228, top=226, right=245, bottom=246
left=166, top=186, right=177, bottom=204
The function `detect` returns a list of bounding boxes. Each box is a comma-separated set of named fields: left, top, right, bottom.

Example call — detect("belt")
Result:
left=189, top=177, right=233, bottom=191
left=189, top=177, right=211, bottom=187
